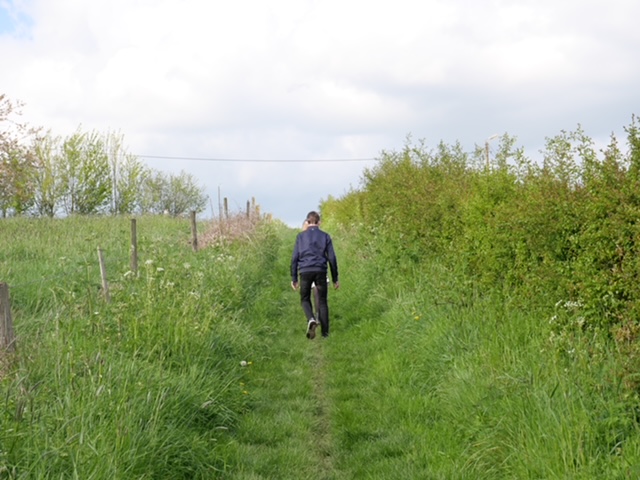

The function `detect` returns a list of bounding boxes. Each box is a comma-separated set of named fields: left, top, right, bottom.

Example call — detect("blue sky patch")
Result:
left=0, top=1, right=33, bottom=37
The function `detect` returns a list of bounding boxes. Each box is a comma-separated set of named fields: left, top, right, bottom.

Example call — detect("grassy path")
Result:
left=219, top=230, right=343, bottom=480
left=4, top=218, right=637, bottom=477
left=218, top=224, right=638, bottom=479
left=219, top=227, right=441, bottom=479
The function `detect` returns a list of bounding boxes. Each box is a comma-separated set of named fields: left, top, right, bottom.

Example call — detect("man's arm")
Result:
left=291, top=236, right=300, bottom=289
left=326, top=235, right=339, bottom=285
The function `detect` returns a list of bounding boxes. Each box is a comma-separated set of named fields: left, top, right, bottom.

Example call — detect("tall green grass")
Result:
left=321, top=223, right=640, bottom=479
left=316, top=122, right=640, bottom=476
left=0, top=216, right=280, bottom=478
left=3, top=216, right=640, bottom=478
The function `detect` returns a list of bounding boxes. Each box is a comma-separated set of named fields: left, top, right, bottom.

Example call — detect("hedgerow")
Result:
left=321, top=115, right=640, bottom=389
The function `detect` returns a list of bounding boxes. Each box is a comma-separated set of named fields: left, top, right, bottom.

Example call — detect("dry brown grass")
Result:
left=199, top=212, right=270, bottom=248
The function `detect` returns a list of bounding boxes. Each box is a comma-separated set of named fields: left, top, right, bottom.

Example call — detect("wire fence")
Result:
left=0, top=213, right=204, bottom=351
left=0, top=205, right=267, bottom=351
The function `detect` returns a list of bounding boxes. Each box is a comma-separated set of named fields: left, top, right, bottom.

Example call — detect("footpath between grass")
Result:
left=3, top=217, right=639, bottom=478
left=218, top=226, right=457, bottom=479
left=217, top=228, right=339, bottom=479
left=219, top=225, right=640, bottom=479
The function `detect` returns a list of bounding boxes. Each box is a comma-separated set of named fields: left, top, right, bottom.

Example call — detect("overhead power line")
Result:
left=136, top=154, right=377, bottom=163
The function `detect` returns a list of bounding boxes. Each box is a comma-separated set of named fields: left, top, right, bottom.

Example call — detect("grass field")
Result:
left=2, top=216, right=640, bottom=478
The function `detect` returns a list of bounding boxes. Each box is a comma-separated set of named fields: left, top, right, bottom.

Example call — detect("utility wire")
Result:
left=136, top=154, right=377, bottom=163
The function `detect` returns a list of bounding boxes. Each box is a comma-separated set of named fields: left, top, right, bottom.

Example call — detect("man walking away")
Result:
left=291, top=211, right=339, bottom=339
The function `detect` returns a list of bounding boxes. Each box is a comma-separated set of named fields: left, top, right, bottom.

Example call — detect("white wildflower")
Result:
left=563, top=300, right=583, bottom=309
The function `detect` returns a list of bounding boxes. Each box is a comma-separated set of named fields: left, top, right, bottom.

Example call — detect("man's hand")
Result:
left=334, top=281, right=340, bottom=290
left=291, top=281, right=299, bottom=290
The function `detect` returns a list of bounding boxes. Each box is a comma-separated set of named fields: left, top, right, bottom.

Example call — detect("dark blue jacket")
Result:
left=291, top=226, right=339, bottom=283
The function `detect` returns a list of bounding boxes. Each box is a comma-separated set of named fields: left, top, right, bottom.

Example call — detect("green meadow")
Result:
left=1, top=209, right=639, bottom=479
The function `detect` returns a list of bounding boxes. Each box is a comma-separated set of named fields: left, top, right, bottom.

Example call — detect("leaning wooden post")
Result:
left=97, top=247, right=110, bottom=303
left=130, top=218, right=138, bottom=275
left=190, top=210, right=198, bottom=252
left=0, top=282, right=16, bottom=352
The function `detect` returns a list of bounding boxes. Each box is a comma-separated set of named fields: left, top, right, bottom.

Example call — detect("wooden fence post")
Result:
left=130, top=218, right=138, bottom=274
left=0, top=282, right=16, bottom=352
left=97, top=247, right=110, bottom=303
left=224, top=197, right=229, bottom=219
left=190, top=211, right=198, bottom=252
left=246, top=200, right=250, bottom=218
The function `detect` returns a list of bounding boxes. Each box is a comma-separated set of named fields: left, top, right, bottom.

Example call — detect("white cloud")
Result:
left=1, top=0, right=640, bottom=225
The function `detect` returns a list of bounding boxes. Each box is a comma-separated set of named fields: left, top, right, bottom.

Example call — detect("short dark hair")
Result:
left=306, top=211, right=320, bottom=225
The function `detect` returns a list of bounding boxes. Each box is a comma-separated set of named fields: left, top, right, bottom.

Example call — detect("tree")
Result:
left=165, top=170, right=208, bottom=216
left=0, top=147, right=35, bottom=217
left=138, top=170, right=207, bottom=216
left=105, top=131, right=146, bottom=215
left=138, top=169, right=167, bottom=214
left=115, top=153, right=146, bottom=214
left=60, top=129, right=111, bottom=215
left=0, top=94, right=38, bottom=217
left=32, top=132, right=63, bottom=217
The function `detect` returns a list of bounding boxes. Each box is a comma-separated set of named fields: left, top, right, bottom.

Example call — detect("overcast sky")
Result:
left=1, top=0, right=639, bottom=226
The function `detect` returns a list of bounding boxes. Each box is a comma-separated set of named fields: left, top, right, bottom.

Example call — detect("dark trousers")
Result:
left=300, top=271, right=329, bottom=337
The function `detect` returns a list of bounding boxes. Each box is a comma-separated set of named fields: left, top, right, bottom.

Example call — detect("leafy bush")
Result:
left=323, top=116, right=640, bottom=392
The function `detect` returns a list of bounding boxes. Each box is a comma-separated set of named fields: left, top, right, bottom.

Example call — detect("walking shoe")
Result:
left=306, top=319, right=317, bottom=340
